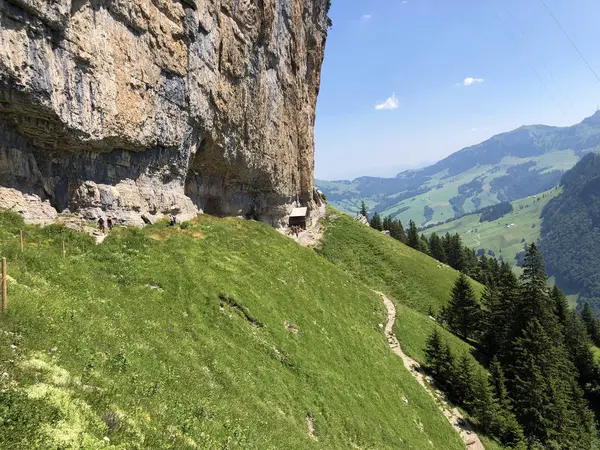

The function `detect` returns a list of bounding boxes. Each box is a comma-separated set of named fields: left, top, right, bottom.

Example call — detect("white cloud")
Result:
left=361, top=14, right=372, bottom=20
left=463, top=77, right=484, bottom=86
left=470, top=126, right=489, bottom=132
left=375, top=93, right=399, bottom=111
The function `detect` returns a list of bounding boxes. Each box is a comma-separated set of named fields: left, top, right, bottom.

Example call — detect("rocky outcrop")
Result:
left=0, top=0, right=329, bottom=226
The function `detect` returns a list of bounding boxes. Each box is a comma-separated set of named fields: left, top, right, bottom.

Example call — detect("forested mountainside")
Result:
left=322, top=213, right=600, bottom=449
left=540, top=152, right=600, bottom=314
left=318, top=111, right=600, bottom=226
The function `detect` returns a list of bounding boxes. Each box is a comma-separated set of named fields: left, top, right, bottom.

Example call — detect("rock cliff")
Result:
left=0, top=0, right=329, bottom=226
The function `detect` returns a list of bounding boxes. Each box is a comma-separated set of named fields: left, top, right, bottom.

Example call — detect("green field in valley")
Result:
left=426, top=187, right=560, bottom=272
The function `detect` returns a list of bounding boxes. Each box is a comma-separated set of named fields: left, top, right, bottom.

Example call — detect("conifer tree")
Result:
left=444, top=233, right=466, bottom=272
left=564, top=310, right=599, bottom=397
left=489, top=358, right=526, bottom=446
left=470, top=370, right=499, bottom=434
left=360, top=201, right=368, bottom=219
left=507, top=318, right=595, bottom=448
left=452, top=353, right=476, bottom=406
left=370, top=212, right=383, bottom=231
left=419, top=234, right=430, bottom=254
left=428, top=233, right=447, bottom=263
left=518, top=244, right=553, bottom=329
left=581, top=302, right=600, bottom=346
left=424, top=327, right=444, bottom=377
left=508, top=319, right=553, bottom=443
left=425, top=328, right=457, bottom=390
left=479, top=254, right=492, bottom=286
left=389, top=219, right=406, bottom=243
left=488, top=257, right=501, bottom=286
left=438, top=342, right=456, bottom=390
left=442, top=273, right=482, bottom=340
left=382, top=215, right=391, bottom=231
left=406, top=220, right=420, bottom=250
left=489, top=357, right=511, bottom=411
left=480, top=287, right=503, bottom=358
left=551, top=285, right=570, bottom=329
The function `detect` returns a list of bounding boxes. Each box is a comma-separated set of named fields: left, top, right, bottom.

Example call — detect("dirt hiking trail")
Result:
left=375, top=291, right=485, bottom=450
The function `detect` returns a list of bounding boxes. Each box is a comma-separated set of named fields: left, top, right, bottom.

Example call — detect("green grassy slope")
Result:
left=427, top=188, right=560, bottom=271
left=321, top=211, right=484, bottom=316
left=320, top=211, right=507, bottom=449
left=320, top=211, right=483, bottom=361
left=0, top=212, right=464, bottom=449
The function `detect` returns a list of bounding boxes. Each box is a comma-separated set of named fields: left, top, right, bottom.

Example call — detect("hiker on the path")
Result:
left=98, top=217, right=105, bottom=232
left=169, top=215, right=177, bottom=227
left=107, top=217, right=113, bottom=231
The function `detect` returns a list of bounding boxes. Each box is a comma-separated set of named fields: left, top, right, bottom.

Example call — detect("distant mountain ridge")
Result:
left=318, top=111, right=600, bottom=226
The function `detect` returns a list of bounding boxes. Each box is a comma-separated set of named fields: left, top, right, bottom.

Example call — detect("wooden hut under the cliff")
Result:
left=289, top=207, right=309, bottom=229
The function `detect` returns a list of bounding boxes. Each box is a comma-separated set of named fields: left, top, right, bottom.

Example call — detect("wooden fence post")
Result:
left=62, top=240, right=66, bottom=259
left=2, top=257, right=6, bottom=313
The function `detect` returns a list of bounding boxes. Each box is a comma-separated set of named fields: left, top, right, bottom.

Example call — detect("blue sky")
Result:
left=314, top=0, right=600, bottom=180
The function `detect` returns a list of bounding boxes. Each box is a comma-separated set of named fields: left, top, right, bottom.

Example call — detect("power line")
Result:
left=499, top=2, right=580, bottom=119
left=487, top=0, right=573, bottom=124
left=537, top=0, right=600, bottom=85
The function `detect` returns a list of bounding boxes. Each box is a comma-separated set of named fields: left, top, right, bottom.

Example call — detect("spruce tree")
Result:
left=406, top=220, right=420, bottom=250
left=438, top=342, right=456, bottom=390
left=419, top=234, right=430, bottom=254
left=444, top=233, right=466, bottom=272
left=508, top=319, right=552, bottom=443
left=428, top=233, right=447, bottom=263
left=551, top=285, right=570, bottom=329
left=360, top=201, right=368, bottom=219
left=389, top=219, right=406, bottom=243
left=480, top=287, right=503, bottom=359
left=452, top=353, right=476, bottom=406
left=488, top=257, right=501, bottom=286
left=442, top=273, right=482, bottom=340
left=382, top=215, right=391, bottom=231
left=518, top=244, right=553, bottom=328
left=470, top=370, right=498, bottom=433
left=370, top=212, right=383, bottom=231
left=479, top=254, right=492, bottom=287
left=488, top=357, right=526, bottom=448
left=507, top=318, right=595, bottom=448
left=564, top=310, right=599, bottom=399
left=396, top=219, right=407, bottom=243
left=489, top=357, right=511, bottom=411
left=581, top=302, right=600, bottom=346
left=424, top=328, right=444, bottom=378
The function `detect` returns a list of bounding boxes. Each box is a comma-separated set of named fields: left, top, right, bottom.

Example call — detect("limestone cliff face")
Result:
left=0, top=0, right=329, bottom=225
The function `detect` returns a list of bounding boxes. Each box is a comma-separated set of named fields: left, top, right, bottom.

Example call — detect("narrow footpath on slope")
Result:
left=375, top=291, right=485, bottom=450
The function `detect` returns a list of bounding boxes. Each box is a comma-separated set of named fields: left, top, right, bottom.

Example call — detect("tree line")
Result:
left=362, top=201, right=496, bottom=287
left=427, top=244, right=600, bottom=449
left=360, top=201, right=600, bottom=448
